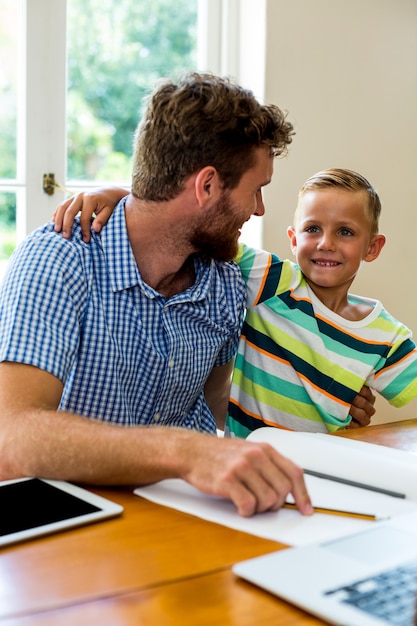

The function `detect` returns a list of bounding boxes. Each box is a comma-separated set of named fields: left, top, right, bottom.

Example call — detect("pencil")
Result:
left=283, top=502, right=378, bottom=521
left=303, top=468, right=405, bottom=499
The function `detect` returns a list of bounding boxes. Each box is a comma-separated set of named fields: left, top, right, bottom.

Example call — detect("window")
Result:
left=0, top=0, right=264, bottom=282
left=0, top=0, right=21, bottom=277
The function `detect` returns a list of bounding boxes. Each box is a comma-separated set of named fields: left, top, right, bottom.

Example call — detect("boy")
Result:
left=226, top=168, right=417, bottom=436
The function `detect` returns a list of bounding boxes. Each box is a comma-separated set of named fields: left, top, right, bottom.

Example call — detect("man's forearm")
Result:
left=0, top=406, right=207, bottom=485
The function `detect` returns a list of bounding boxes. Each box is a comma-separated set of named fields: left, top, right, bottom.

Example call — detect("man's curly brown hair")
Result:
left=132, top=72, right=294, bottom=202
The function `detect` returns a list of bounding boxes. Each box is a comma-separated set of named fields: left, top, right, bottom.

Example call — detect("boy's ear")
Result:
left=364, top=233, right=386, bottom=263
left=287, top=225, right=297, bottom=255
left=195, top=166, right=221, bottom=207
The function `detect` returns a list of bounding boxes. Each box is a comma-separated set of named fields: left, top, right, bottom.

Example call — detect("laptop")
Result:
left=233, top=509, right=417, bottom=626
left=0, top=477, right=123, bottom=547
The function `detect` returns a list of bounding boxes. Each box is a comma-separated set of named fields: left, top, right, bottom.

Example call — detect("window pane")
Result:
left=66, top=0, right=198, bottom=183
left=0, top=191, right=16, bottom=280
left=0, top=0, right=18, bottom=179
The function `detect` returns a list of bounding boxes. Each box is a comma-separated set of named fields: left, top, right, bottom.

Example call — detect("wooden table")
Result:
left=1, top=419, right=416, bottom=626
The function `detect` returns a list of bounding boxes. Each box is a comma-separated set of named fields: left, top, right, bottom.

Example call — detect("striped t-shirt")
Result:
left=226, top=244, right=417, bottom=437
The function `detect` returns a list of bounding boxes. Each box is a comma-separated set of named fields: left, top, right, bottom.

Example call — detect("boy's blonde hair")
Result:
left=296, top=168, right=382, bottom=235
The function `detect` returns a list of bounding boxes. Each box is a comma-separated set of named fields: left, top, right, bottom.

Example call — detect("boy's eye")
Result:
left=339, top=228, right=354, bottom=236
left=305, top=226, right=320, bottom=233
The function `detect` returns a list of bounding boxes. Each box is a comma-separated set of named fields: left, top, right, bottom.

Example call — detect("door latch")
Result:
left=43, top=173, right=55, bottom=195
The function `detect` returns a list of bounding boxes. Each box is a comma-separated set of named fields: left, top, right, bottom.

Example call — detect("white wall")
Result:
left=261, top=0, right=417, bottom=424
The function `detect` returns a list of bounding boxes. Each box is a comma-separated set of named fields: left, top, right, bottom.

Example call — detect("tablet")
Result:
left=0, top=477, right=123, bottom=547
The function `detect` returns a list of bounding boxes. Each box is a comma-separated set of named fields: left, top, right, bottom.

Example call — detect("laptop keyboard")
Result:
left=325, top=560, right=417, bottom=625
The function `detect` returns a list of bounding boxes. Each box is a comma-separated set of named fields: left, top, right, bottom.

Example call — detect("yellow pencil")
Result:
left=283, top=502, right=378, bottom=521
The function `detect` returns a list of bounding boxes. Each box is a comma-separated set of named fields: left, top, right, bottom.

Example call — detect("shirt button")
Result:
left=154, top=412, right=161, bottom=422
left=168, top=359, right=175, bottom=369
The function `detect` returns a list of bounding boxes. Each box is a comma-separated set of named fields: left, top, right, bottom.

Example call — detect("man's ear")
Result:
left=364, top=233, right=386, bottom=263
left=287, top=225, right=297, bottom=256
left=195, top=166, right=221, bottom=207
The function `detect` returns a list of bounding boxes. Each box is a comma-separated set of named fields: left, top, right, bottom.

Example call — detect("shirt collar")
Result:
left=101, top=197, right=216, bottom=302
left=101, top=197, right=141, bottom=293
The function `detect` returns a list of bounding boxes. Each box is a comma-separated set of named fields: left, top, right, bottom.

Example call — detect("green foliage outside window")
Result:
left=67, top=0, right=198, bottom=181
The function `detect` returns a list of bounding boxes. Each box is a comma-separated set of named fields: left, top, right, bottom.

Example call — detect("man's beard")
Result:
left=190, top=192, right=242, bottom=262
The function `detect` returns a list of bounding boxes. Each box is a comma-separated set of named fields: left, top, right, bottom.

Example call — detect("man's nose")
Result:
left=254, top=190, right=265, bottom=217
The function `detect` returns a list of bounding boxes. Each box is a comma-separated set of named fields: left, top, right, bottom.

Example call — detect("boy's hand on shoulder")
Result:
left=52, top=187, right=127, bottom=242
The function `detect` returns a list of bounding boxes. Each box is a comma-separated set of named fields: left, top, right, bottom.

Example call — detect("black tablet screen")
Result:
left=0, top=478, right=101, bottom=536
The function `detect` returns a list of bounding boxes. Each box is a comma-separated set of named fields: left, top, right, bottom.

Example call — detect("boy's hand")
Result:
left=52, top=187, right=127, bottom=242
left=347, top=385, right=376, bottom=428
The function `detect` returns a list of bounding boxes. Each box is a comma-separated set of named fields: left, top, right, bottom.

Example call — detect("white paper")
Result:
left=134, top=476, right=417, bottom=547
left=134, top=429, right=417, bottom=547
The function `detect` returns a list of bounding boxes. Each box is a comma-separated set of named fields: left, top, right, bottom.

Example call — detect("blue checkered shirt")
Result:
left=0, top=199, right=246, bottom=433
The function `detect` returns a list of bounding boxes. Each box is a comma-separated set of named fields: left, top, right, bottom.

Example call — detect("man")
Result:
left=0, top=72, right=314, bottom=517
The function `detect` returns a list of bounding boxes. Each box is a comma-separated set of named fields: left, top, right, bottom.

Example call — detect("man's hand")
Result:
left=52, top=187, right=127, bottom=242
left=183, top=434, right=314, bottom=518
left=347, top=385, right=376, bottom=428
